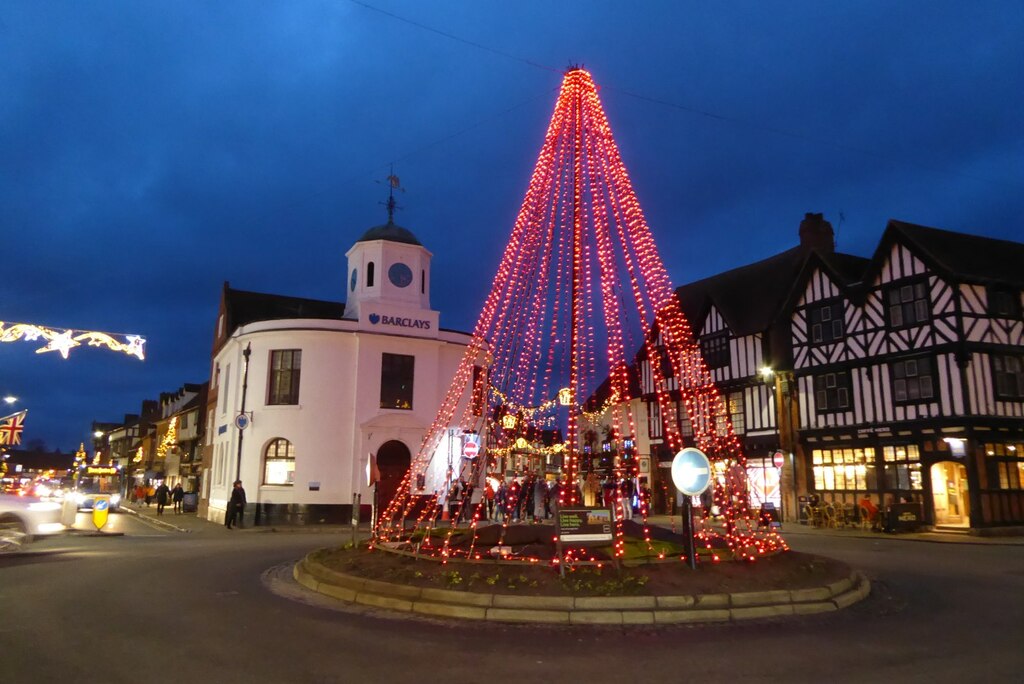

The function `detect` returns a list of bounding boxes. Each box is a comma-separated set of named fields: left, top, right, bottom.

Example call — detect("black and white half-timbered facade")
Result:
left=791, top=220, right=1024, bottom=531
left=636, top=213, right=1024, bottom=532
left=639, top=213, right=851, bottom=517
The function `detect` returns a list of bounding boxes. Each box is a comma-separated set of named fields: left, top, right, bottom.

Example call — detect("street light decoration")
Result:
left=0, top=321, right=145, bottom=360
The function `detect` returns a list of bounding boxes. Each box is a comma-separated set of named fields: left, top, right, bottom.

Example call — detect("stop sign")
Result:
left=463, top=440, right=480, bottom=459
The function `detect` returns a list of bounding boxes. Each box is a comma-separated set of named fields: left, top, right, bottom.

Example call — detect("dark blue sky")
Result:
left=2, top=1, right=1022, bottom=451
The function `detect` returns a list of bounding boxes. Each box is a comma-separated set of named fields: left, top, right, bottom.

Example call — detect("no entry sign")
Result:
left=462, top=438, right=480, bottom=459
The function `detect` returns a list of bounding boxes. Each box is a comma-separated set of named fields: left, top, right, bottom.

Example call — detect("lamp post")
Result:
left=234, top=342, right=252, bottom=483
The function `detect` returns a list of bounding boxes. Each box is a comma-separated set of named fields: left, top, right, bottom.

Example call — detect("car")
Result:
left=0, top=494, right=65, bottom=549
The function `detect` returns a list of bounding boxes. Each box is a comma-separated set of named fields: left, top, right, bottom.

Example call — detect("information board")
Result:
left=556, top=507, right=613, bottom=544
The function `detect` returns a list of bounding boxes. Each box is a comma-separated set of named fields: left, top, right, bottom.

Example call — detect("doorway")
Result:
left=375, top=440, right=411, bottom=516
left=930, top=461, right=970, bottom=527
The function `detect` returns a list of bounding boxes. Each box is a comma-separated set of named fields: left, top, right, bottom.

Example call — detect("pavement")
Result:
left=119, top=503, right=1024, bottom=545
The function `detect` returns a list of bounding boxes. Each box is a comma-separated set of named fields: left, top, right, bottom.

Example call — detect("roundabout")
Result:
left=293, top=536, right=870, bottom=625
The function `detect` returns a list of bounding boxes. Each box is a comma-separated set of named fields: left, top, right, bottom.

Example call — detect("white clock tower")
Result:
left=344, top=206, right=439, bottom=337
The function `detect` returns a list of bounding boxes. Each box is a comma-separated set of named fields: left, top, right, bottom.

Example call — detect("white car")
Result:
left=0, top=494, right=65, bottom=548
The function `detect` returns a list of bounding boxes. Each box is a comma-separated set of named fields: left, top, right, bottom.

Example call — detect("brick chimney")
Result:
left=798, top=212, right=835, bottom=253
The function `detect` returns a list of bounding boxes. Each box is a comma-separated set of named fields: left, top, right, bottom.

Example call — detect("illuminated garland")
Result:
left=372, top=68, right=786, bottom=567
left=0, top=321, right=145, bottom=360
left=156, top=416, right=178, bottom=458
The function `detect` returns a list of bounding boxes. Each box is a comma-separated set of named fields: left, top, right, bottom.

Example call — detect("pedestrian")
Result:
left=225, top=480, right=247, bottom=529
left=134, top=484, right=145, bottom=504
left=171, top=482, right=185, bottom=513
left=533, top=477, right=546, bottom=522
left=145, top=482, right=156, bottom=507
left=155, top=481, right=170, bottom=516
left=484, top=480, right=495, bottom=521
left=495, top=481, right=507, bottom=522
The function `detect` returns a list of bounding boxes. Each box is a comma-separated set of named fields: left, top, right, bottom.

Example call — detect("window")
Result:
left=891, top=357, right=935, bottom=403
left=728, top=391, right=745, bottom=434
left=367, top=261, right=375, bottom=287
left=814, top=371, right=851, bottom=412
left=700, top=332, right=730, bottom=370
left=268, top=350, right=302, bottom=405
left=421, top=270, right=426, bottom=294
left=882, top=444, right=923, bottom=491
left=812, top=448, right=877, bottom=491
left=675, top=401, right=692, bottom=438
left=810, top=301, right=845, bottom=344
left=380, top=353, right=415, bottom=410
left=263, top=438, right=295, bottom=485
left=992, top=354, right=1024, bottom=400
left=985, top=442, right=1024, bottom=490
left=987, top=287, right=1021, bottom=318
left=220, top=365, right=231, bottom=414
left=887, top=280, right=930, bottom=328
left=180, top=412, right=189, bottom=430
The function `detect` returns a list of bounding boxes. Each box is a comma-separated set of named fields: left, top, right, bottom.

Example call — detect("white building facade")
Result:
left=201, top=220, right=473, bottom=525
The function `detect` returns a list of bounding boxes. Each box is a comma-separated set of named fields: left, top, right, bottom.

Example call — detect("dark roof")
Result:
left=881, top=220, right=1024, bottom=288
left=676, top=247, right=809, bottom=336
left=356, top=220, right=422, bottom=246
left=225, top=287, right=346, bottom=331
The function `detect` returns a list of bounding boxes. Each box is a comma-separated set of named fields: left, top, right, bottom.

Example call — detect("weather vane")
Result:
left=376, top=165, right=405, bottom=223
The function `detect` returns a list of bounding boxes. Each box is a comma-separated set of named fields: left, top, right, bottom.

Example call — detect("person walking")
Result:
left=155, top=482, right=170, bottom=516
left=225, top=480, right=247, bottom=529
left=171, top=482, right=185, bottom=514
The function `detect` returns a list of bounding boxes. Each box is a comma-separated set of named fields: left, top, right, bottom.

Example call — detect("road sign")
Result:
left=671, top=448, right=712, bottom=496
left=772, top=450, right=785, bottom=468
left=462, top=438, right=480, bottom=460
left=92, top=495, right=111, bottom=531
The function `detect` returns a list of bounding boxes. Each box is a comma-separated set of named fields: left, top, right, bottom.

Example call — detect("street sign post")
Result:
left=671, top=448, right=712, bottom=569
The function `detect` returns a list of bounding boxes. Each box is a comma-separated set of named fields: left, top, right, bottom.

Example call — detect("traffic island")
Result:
left=293, top=545, right=870, bottom=625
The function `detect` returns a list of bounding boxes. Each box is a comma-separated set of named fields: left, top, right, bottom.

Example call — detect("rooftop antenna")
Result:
left=376, top=164, right=405, bottom=223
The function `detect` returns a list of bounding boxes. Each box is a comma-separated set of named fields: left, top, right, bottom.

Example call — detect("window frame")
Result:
left=991, top=354, right=1024, bottom=401
left=267, top=349, right=302, bottom=406
left=813, top=370, right=852, bottom=413
left=886, top=278, right=931, bottom=329
left=700, top=332, right=730, bottom=371
left=809, top=299, right=845, bottom=345
left=263, top=438, right=296, bottom=486
left=987, top=286, right=1021, bottom=319
left=380, top=352, right=415, bottom=410
left=891, top=355, right=936, bottom=404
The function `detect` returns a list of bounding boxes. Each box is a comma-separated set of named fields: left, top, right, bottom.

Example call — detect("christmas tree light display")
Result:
left=372, top=68, right=785, bottom=566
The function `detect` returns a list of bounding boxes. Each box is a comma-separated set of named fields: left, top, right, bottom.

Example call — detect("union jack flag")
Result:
left=0, top=410, right=27, bottom=445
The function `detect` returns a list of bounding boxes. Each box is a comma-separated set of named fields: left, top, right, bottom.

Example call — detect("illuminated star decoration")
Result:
left=0, top=321, right=145, bottom=361
left=372, top=68, right=787, bottom=567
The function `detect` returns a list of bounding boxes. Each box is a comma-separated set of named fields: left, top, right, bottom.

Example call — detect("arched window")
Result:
left=263, top=438, right=295, bottom=485
left=367, top=261, right=375, bottom=287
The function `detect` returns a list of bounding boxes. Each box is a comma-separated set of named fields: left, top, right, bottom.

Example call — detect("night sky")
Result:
left=3, top=1, right=1022, bottom=451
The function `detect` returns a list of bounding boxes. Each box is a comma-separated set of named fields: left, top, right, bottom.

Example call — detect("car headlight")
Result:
left=75, top=493, right=86, bottom=504
left=111, top=494, right=121, bottom=504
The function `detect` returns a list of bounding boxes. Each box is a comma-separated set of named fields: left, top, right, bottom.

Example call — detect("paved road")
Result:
left=1, top=515, right=1022, bottom=683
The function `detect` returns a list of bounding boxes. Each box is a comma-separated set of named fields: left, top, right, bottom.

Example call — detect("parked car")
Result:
left=0, top=494, right=65, bottom=548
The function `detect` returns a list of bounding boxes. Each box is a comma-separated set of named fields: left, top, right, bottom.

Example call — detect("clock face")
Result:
left=350, top=269, right=358, bottom=291
left=388, top=262, right=413, bottom=288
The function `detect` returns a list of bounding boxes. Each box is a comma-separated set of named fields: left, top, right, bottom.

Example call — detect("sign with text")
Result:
left=556, top=507, right=613, bottom=545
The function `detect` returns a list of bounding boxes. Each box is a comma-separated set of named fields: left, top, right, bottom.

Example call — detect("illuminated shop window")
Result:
left=811, top=448, right=876, bottom=491
left=882, top=444, right=923, bottom=490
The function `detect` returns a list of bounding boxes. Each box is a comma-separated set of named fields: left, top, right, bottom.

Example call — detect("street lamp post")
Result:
left=234, top=342, right=252, bottom=483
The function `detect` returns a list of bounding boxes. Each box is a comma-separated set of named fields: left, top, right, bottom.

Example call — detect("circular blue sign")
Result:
left=95, top=499, right=109, bottom=511
left=671, top=447, right=712, bottom=496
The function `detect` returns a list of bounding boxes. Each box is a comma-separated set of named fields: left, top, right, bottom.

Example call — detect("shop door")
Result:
left=930, top=461, right=970, bottom=527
